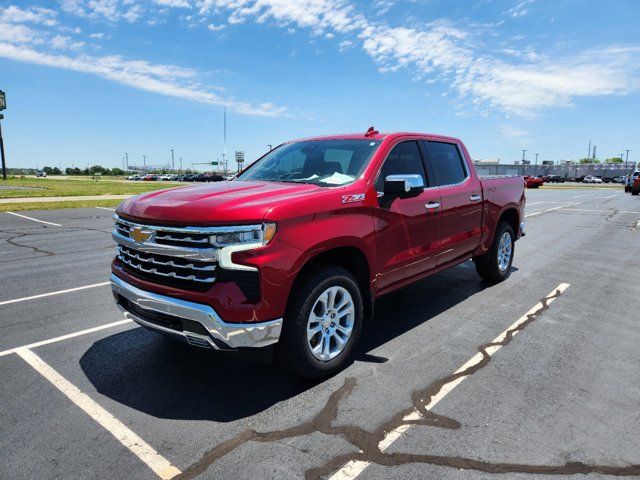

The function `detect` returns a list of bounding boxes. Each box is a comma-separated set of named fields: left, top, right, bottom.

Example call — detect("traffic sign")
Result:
left=211, top=161, right=219, bottom=166
left=235, top=151, right=244, bottom=162
left=0, top=90, right=5, bottom=111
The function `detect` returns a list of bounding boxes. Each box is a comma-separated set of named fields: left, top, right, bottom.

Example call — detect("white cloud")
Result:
left=0, top=5, right=57, bottom=25
left=153, top=0, right=192, bottom=7
left=0, top=41, right=285, bottom=116
left=507, top=0, right=535, bottom=18
left=51, top=34, right=85, bottom=50
left=207, top=23, right=226, bottom=31
left=205, top=0, right=640, bottom=116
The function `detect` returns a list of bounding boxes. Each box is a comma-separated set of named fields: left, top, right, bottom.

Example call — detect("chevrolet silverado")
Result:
left=111, top=130, right=526, bottom=378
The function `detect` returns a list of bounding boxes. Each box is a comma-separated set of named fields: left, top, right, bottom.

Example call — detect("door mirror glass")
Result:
left=383, top=174, right=424, bottom=198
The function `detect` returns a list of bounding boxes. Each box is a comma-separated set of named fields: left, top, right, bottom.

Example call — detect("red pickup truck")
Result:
left=111, top=131, right=525, bottom=377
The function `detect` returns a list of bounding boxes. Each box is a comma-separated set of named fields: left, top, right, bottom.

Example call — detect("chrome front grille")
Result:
left=112, top=214, right=219, bottom=287
left=117, top=245, right=216, bottom=283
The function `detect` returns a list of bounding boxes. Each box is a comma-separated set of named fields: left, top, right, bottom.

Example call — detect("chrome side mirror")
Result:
left=383, top=174, right=424, bottom=198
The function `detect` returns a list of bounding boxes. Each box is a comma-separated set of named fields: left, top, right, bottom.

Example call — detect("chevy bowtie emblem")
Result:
left=130, top=227, right=153, bottom=244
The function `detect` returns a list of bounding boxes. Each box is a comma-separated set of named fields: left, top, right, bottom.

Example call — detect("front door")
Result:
left=373, top=140, right=443, bottom=291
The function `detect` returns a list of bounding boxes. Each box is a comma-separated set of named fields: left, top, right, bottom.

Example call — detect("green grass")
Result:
left=0, top=199, right=123, bottom=212
left=0, top=176, right=183, bottom=198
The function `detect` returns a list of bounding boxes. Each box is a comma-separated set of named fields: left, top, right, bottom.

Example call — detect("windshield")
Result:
left=238, top=139, right=381, bottom=187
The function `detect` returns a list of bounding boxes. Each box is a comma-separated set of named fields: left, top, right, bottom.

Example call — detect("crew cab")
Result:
left=110, top=131, right=525, bottom=378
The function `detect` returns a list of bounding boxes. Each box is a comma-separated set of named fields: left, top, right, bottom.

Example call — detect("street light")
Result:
left=0, top=89, right=7, bottom=180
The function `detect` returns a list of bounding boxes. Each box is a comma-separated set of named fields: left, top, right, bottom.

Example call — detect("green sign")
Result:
left=211, top=161, right=219, bottom=166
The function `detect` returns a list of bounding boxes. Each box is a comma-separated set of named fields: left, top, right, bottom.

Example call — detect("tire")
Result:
left=474, top=222, right=515, bottom=284
left=277, top=265, right=363, bottom=379
left=633, top=189, right=639, bottom=196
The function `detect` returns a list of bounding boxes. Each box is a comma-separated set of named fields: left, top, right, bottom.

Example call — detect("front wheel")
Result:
left=474, top=222, right=515, bottom=284
left=277, top=265, right=363, bottom=379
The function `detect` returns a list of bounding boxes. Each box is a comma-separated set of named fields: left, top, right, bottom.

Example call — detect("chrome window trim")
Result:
left=421, top=140, right=471, bottom=190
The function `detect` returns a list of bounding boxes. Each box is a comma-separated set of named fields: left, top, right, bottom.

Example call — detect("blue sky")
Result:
left=1, top=0, right=639, bottom=171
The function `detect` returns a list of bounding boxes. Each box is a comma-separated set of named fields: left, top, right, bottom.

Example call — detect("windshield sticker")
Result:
left=323, top=172, right=355, bottom=185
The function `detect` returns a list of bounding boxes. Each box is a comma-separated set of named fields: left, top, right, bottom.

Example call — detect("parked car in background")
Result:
left=523, top=175, right=543, bottom=188
left=111, top=130, right=526, bottom=378
left=626, top=172, right=640, bottom=192
left=36, top=170, right=46, bottom=178
left=159, top=174, right=175, bottom=181
left=142, top=174, right=157, bottom=181
left=632, top=175, right=640, bottom=196
left=583, top=175, right=603, bottom=184
left=546, top=175, right=565, bottom=183
left=612, top=176, right=626, bottom=184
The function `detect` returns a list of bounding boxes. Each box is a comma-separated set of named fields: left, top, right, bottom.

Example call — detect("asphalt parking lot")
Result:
left=1, top=187, right=639, bottom=480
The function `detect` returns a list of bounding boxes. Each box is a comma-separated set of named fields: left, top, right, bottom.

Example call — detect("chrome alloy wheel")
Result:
left=306, top=286, right=355, bottom=361
left=497, top=231, right=513, bottom=272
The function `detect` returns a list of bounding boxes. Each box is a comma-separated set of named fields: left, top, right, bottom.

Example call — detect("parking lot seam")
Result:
left=15, top=347, right=181, bottom=479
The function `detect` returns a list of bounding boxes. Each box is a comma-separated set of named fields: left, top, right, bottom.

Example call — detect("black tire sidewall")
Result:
left=279, top=266, right=363, bottom=378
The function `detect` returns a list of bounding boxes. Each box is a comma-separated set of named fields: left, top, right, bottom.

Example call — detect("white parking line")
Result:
left=525, top=203, right=579, bottom=218
left=6, top=211, right=62, bottom=227
left=572, top=193, right=593, bottom=198
left=16, top=348, right=181, bottom=479
left=597, top=194, right=622, bottom=199
left=526, top=201, right=544, bottom=205
left=330, top=283, right=570, bottom=480
left=95, top=206, right=116, bottom=211
left=0, top=319, right=133, bottom=357
left=0, top=282, right=110, bottom=306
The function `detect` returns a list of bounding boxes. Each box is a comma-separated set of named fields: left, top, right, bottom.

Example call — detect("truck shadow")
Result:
left=79, top=262, right=499, bottom=422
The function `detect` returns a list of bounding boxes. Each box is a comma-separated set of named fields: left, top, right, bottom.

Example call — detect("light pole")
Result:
left=124, top=152, right=129, bottom=171
left=171, top=149, right=175, bottom=170
left=534, top=153, right=539, bottom=176
left=0, top=90, right=7, bottom=180
left=143, top=155, right=147, bottom=169
left=179, top=157, right=183, bottom=171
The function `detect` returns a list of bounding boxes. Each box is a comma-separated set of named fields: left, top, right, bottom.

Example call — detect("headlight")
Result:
left=210, top=223, right=277, bottom=247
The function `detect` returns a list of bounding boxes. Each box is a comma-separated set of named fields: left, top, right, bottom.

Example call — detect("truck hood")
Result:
left=117, top=180, right=322, bottom=225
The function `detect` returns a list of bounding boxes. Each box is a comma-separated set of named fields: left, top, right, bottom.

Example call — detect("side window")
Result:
left=423, top=141, right=467, bottom=186
left=375, top=141, right=426, bottom=192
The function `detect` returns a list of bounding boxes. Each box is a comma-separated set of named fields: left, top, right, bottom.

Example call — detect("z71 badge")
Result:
left=341, top=193, right=366, bottom=204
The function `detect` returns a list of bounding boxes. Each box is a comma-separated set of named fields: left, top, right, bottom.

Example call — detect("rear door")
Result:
left=421, top=140, right=483, bottom=266
left=373, top=140, right=443, bottom=291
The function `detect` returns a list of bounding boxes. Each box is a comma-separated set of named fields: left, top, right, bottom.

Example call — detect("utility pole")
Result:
left=0, top=90, right=7, bottom=180
left=179, top=157, right=183, bottom=171
left=625, top=149, right=631, bottom=164
left=587, top=140, right=591, bottom=160
left=143, top=155, right=147, bottom=168
left=592, top=145, right=596, bottom=160
left=171, top=149, right=175, bottom=170
left=534, top=153, right=539, bottom=176
left=124, top=152, right=129, bottom=171
left=222, top=107, right=227, bottom=176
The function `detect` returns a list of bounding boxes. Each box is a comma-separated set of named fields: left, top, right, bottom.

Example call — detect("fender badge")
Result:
left=342, top=193, right=366, bottom=204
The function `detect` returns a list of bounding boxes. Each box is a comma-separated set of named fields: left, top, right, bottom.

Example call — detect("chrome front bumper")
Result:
left=520, top=221, right=526, bottom=237
left=111, top=274, right=282, bottom=350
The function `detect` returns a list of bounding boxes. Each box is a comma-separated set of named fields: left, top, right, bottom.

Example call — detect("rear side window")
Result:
left=423, top=141, right=467, bottom=186
left=375, top=141, right=426, bottom=191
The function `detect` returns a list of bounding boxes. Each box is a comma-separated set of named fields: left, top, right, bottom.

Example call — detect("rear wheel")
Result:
left=474, top=222, right=515, bottom=284
left=277, top=265, right=363, bottom=379
left=633, top=188, right=639, bottom=196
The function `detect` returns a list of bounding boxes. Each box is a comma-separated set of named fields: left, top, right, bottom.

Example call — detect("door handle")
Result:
left=425, top=202, right=440, bottom=210
left=469, top=194, right=481, bottom=202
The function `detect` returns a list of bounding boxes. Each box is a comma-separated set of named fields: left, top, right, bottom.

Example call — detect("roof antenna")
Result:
left=364, top=126, right=378, bottom=137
